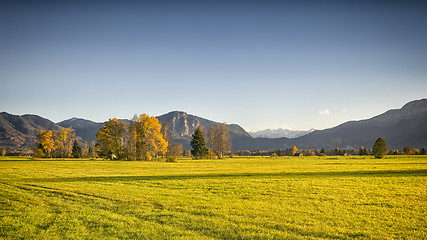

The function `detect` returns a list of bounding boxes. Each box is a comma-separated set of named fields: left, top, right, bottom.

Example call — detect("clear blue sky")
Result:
left=1, top=1, right=426, bottom=131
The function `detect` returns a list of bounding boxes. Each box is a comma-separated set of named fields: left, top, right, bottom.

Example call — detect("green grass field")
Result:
left=0, top=156, right=426, bottom=239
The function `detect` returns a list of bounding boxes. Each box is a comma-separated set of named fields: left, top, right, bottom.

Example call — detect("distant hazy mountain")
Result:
left=0, top=112, right=62, bottom=151
left=291, top=98, right=427, bottom=150
left=237, top=98, right=427, bottom=151
left=57, top=118, right=104, bottom=144
left=249, top=128, right=315, bottom=139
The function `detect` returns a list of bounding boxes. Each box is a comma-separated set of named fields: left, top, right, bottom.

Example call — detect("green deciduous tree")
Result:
left=372, top=137, right=387, bottom=159
left=33, top=148, right=45, bottom=158
left=190, top=127, right=209, bottom=159
left=95, top=118, right=126, bottom=160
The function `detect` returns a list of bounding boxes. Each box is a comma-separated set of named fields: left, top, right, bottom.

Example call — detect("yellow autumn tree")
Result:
left=127, top=114, right=168, bottom=161
left=290, top=146, right=298, bottom=156
left=139, top=113, right=168, bottom=160
left=37, top=130, right=55, bottom=157
left=54, top=127, right=75, bottom=158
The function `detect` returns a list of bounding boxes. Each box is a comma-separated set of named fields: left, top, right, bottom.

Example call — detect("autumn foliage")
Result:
left=95, top=114, right=168, bottom=161
left=127, top=114, right=168, bottom=161
left=33, top=128, right=76, bottom=158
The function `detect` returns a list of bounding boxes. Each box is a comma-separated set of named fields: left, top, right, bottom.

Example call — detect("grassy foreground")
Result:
left=0, top=156, right=426, bottom=239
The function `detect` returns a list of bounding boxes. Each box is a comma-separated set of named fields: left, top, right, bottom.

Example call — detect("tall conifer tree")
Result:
left=190, top=127, right=209, bottom=159
left=72, top=140, right=82, bottom=158
left=372, top=137, right=387, bottom=159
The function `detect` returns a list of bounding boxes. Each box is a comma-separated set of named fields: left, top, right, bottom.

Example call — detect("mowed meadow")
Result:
left=0, top=156, right=426, bottom=239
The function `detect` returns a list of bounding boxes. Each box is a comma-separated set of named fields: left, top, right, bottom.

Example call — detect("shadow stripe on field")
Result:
left=21, top=169, right=427, bottom=183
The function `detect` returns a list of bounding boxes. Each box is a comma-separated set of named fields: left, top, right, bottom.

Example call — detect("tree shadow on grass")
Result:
left=24, top=169, right=427, bottom=183
left=0, top=159, right=107, bottom=162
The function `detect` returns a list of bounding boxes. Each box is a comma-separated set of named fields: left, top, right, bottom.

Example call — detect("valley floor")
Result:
left=0, top=156, right=426, bottom=239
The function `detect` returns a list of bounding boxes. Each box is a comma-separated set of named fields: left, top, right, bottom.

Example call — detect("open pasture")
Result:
left=0, top=156, right=426, bottom=239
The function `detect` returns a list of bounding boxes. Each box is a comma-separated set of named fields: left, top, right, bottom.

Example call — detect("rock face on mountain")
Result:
left=57, top=118, right=104, bottom=144
left=157, top=111, right=252, bottom=150
left=0, top=112, right=62, bottom=151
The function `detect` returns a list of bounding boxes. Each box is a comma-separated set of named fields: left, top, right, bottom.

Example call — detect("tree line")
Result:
left=31, top=114, right=233, bottom=160
left=30, top=122, right=425, bottom=160
left=32, top=114, right=178, bottom=160
left=234, top=138, right=426, bottom=158
left=33, top=128, right=96, bottom=158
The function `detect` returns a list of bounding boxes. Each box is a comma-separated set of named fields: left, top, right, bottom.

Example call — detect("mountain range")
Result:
left=248, top=128, right=315, bottom=139
left=1, top=99, right=426, bottom=152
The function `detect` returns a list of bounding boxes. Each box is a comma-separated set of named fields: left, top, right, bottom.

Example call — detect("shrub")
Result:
left=372, top=137, right=387, bottom=159
left=166, top=156, right=178, bottom=163
left=32, top=148, right=46, bottom=158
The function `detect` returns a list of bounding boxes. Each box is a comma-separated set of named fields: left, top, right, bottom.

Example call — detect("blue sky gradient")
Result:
left=1, top=1, right=426, bottom=131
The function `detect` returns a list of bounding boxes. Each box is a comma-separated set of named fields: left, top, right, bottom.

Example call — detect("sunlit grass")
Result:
left=1, top=156, right=426, bottom=239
